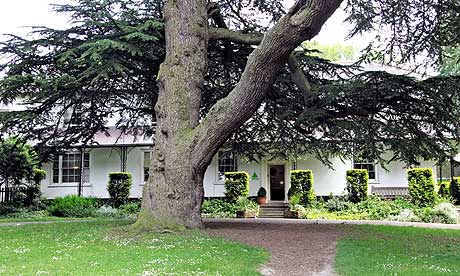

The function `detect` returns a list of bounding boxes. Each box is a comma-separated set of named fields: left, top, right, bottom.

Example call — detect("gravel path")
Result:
left=204, top=219, right=343, bottom=276
left=204, top=218, right=460, bottom=276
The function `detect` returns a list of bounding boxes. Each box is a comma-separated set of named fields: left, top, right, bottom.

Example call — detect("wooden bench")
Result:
left=370, top=186, right=409, bottom=199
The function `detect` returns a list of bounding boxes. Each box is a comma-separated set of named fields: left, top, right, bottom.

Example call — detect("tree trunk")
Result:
left=134, top=0, right=209, bottom=229
left=135, top=0, right=342, bottom=230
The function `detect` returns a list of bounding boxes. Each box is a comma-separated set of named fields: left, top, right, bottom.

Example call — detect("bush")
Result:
left=388, top=209, right=421, bottom=222
left=119, top=202, right=141, bottom=215
left=49, top=195, right=98, bottom=217
left=407, top=168, right=436, bottom=207
left=346, top=169, right=368, bottom=203
left=290, top=170, right=315, bottom=207
left=201, top=198, right=237, bottom=218
left=224, top=172, right=249, bottom=203
left=438, top=180, right=451, bottom=199
left=257, top=187, right=267, bottom=197
left=23, top=168, right=46, bottom=207
left=325, top=196, right=350, bottom=212
left=431, top=203, right=459, bottom=224
left=450, top=177, right=460, bottom=204
left=235, top=197, right=258, bottom=212
left=107, top=172, right=132, bottom=207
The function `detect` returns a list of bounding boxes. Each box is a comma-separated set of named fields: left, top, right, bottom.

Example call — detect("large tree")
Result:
left=2, top=0, right=460, bottom=228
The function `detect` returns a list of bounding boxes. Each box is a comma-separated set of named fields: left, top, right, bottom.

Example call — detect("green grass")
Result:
left=0, top=220, right=268, bottom=275
left=0, top=216, right=98, bottom=223
left=335, top=225, right=460, bottom=276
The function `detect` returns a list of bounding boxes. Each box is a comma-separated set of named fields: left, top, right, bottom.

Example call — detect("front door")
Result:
left=269, top=165, right=285, bottom=201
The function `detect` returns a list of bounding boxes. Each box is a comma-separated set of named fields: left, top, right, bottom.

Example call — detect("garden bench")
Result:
left=370, top=186, right=409, bottom=199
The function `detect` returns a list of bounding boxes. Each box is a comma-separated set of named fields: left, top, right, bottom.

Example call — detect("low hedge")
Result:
left=49, top=195, right=98, bottom=217
left=224, top=172, right=249, bottom=203
left=407, top=168, right=436, bottom=207
left=346, top=169, right=368, bottom=203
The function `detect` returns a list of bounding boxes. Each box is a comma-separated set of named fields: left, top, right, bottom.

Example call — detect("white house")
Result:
left=33, top=127, right=443, bottom=201
left=1, top=63, right=453, bottom=201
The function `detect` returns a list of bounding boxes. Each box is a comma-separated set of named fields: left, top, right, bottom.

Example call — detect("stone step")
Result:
left=259, top=207, right=288, bottom=211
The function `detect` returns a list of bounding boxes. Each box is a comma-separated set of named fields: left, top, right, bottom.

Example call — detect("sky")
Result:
left=0, top=0, right=371, bottom=49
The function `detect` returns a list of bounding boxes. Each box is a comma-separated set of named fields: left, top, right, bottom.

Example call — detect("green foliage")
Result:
left=438, top=180, right=451, bottom=199
left=0, top=137, right=39, bottom=188
left=224, top=172, right=249, bottom=203
left=107, top=172, right=132, bottom=207
left=235, top=197, right=258, bottom=212
left=119, top=201, right=141, bottom=215
left=346, top=169, right=368, bottom=203
left=450, top=177, right=460, bottom=204
left=302, top=41, right=357, bottom=61
left=201, top=199, right=238, bottom=218
left=257, top=187, right=266, bottom=197
left=290, top=170, right=315, bottom=207
left=407, top=168, right=436, bottom=207
left=49, top=195, right=98, bottom=217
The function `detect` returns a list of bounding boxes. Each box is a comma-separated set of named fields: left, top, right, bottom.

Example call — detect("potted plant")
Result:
left=284, top=193, right=305, bottom=219
left=257, top=187, right=267, bottom=205
left=236, top=197, right=259, bottom=218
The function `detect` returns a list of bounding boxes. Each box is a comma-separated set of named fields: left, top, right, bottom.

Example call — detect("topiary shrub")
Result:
left=107, top=172, right=132, bottom=207
left=450, top=177, right=460, bottom=205
left=224, top=172, right=249, bottom=203
left=438, top=180, right=451, bottom=199
left=49, top=195, right=98, bottom=217
left=407, top=168, right=436, bottom=207
left=346, top=169, right=368, bottom=203
left=290, top=170, right=315, bottom=207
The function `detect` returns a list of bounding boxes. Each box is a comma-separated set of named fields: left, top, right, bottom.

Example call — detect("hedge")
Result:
left=346, top=169, right=368, bottom=203
left=224, top=172, right=249, bottom=203
left=438, top=180, right=450, bottom=199
left=407, top=168, right=436, bottom=207
left=450, top=177, right=460, bottom=204
left=107, top=172, right=132, bottom=207
left=290, top=170, right=315, bottom=207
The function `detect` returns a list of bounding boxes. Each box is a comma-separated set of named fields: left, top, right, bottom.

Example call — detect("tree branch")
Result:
left=191, top=0, right=343, bottom=169
left=288, top=53, right=312, bottom=103
left=208, top=27, right=263, bottom=45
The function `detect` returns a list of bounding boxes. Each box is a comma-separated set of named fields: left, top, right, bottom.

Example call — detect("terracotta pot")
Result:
left=257, top=196, right=267, bottom=205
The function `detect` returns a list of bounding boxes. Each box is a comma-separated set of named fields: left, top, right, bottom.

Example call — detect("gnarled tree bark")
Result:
left=136, top=0, right=342, bottom=229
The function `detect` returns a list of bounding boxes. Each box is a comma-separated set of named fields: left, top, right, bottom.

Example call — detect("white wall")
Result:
left=42, top=147, right=148, bottom=199
left=296, top=157, right=351, bottom=196
left=41, top=149, right=440, bottom=199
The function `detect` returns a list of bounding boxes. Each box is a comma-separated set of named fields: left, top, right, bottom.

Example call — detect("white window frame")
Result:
left=52, top=152, right=90, bottom=185
left=353, top=159, right=378, bottom=182
left=216, top=150, right=237, bottom=182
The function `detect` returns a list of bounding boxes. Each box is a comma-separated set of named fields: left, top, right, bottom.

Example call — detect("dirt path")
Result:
left=204, top=219, right=343, bottom=276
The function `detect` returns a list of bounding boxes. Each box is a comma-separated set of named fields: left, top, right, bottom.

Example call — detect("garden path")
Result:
left=204, top=218, right=343, bottom=276
left=204, top=218, right=460, bottom=276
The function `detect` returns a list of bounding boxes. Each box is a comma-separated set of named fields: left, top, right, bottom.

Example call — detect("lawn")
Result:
left=335, top=225, right=460, bottom=276
left=0, top=220, right=268, bottom=276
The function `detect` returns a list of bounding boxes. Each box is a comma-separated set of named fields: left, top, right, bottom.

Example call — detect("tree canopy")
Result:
left=0, top=0, right=460, bottom=166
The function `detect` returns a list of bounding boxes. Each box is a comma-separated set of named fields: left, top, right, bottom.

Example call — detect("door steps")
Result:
left=258, top=202, right=288, bottom=218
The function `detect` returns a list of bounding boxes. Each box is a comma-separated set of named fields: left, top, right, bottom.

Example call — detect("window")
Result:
left=64, top=109, right=83, bottom=126
left=218, top=151, right=237, bottom=180
left=353, top=159, right=376, bottom=180
left=53, top=152, right=90, bottom=184
left=144, top=151, right=153, bottom=182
